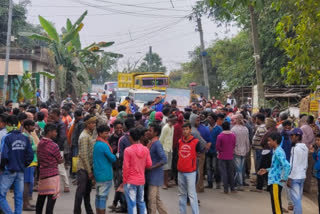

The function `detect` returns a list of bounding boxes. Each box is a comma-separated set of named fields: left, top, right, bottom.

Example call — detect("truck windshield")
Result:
left=156, top=78, right=168, bottom=86
left=134, top=93, right=159, bottom=103
left=115, top=90, right=129, bottom=97
left=142, top=78, right=155, bottom=87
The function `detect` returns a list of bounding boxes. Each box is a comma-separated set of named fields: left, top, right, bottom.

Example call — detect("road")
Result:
left=20, top=182, right=317, bottom=214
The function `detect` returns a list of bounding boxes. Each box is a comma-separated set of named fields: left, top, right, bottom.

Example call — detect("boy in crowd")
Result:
left=146, top=122, right=168, bottom=214
left=93, top=125, right=116, bottom=214
left=288, top=128, right=308, bottom=214
left=258, top=132, right=290, bottom=214
left=178, top=123, right=204, bottom=214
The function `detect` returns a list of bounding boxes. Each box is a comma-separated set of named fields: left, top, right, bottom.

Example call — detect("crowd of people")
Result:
left=0, top=92, right=319, bottom=214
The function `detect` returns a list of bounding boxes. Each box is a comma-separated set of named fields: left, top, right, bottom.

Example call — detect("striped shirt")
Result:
left=252, top=124, right=267, bottom=149
left=78, top=129, right=95, bottom=174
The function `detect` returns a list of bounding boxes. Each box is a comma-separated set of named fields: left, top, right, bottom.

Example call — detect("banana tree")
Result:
left=20, top=11, right=117, bottom=100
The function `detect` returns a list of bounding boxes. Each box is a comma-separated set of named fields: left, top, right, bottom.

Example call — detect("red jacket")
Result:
left=177, top=136, right=199, bottom=173
left=123, top=144, right=152, bottom=185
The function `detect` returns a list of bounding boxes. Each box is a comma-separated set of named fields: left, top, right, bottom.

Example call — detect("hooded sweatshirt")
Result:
left=189, top=113, right=206, bottom=152
left=289, top=142, right=308, bottom=179
left=122, top=143, right=152, bottom=185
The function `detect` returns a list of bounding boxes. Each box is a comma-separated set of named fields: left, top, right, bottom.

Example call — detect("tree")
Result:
left=136, top=52, right=166, bottom=73
left=276, top=0, right=320, bottom=90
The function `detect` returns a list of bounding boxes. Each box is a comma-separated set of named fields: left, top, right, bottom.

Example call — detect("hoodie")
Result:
left=122, top=143, right=152, bottom=185
left=289, top=143, right=308, bottom=179
left=189, top=113, right=206, bottom=152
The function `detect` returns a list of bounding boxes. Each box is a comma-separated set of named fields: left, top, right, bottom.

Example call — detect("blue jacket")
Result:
left=281, top=130, right=292, bottom=162
left=146, top=140, right=167, bottom=186
left=313, top=150, right=320, bottom=179
left=208, top=125, right=223, bottom=154
left=267, top=146, right=290, bottom=186
left=0, top=131, right=34, bottom=172
left=152, top=103, right=163, bottom=112
left=93, top=141, right=117, bottom=182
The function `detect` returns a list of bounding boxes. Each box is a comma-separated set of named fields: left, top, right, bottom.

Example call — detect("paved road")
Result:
left=21, top=182, right=317, bottom=214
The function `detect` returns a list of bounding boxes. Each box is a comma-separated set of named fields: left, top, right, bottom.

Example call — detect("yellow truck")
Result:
left=118, top=72, right=169, bottom=92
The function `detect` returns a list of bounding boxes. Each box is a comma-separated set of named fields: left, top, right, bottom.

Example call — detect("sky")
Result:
left=24, top=0, right=239, bottom=72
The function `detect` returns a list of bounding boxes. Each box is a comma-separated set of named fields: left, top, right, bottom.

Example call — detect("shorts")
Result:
left=163, top=151, right=172, bottom=170
left=95, top=180, right=113, bottom=209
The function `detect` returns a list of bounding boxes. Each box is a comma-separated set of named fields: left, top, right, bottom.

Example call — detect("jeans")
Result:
left=95, top=180, right=112, bottom=210
left=219, top=160, right=235, bottom=192
left=178, top=171, right=199, bottom=214
left=254, top=149, right=262, bottom=173
left=0, top=171, right=24, bottom=214
left=73, top=170, right=93, bottom=214
left=124, top=184, right=147, bottom=214
left=289, top=179, right=305, bottom=214
left=233, top=155, right=245, bottom=187
left=206, top=153, right=221, bottom=186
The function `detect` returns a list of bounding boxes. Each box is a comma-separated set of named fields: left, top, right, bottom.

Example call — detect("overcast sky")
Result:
left=24, top=0, right=239, bottom=72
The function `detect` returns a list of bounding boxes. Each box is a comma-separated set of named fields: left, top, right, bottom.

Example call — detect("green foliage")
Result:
left=136, top=52, right=167, bottom=73
left=276, top=0, right=320, bottom=89
left=17, top=71, right=36, bottom=104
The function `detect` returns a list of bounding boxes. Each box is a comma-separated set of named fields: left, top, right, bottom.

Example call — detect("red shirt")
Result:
left=178, top=136, right=199, bottom=173
left=37, top=137, right=62, bottom=179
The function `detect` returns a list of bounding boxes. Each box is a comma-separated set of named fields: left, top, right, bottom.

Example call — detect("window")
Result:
left=135, top=79, right=140, bottom=85
left=156, top=78, right=168, bottom=86
left=142, top=78, right=155, bottom=87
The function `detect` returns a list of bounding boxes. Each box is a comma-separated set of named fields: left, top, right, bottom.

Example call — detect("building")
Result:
left=0, top=47, right=55, bottom=103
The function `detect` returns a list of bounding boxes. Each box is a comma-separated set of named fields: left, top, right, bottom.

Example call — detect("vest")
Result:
left=177, top=136, right=198, bottom=173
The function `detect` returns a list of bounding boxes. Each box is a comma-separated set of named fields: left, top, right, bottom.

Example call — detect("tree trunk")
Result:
left=249, top=5, right=264, bottom=108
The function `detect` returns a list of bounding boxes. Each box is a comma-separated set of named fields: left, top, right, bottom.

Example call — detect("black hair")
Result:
left=118, top=105, right=126, bottom=112
left=129, top=128, right=141, bottom=141
left=282, top=120, right=292, bottom=127
left=7, top=115, right=18, bottom=126
left=268, top=132, right=282, bottom=144
left=109, top=102, right=116, bottom=109
left=84, top=101, right=91, bottom=106
left=240, top=111, right=248, bottom=120
left=12, top=108, right=20, bottom=116
left=40, top=103, right=47, bottom=109
left=280, top=113, right=288, bottom=121
left=256, top=113, right=265, bottom=122
left=184, top=112, right=191, bottom=121
left=222, top=107, right=228, bottom=112
left=0, top=113, right=8, bottom=123
left=200, top=111, right=208, bottom=118
left=171, top=99, right=177, bottom=105
left=307, top=115, right=314, bottom=124
left=228, top=108, right=233, bottom=113
left=17, top=112, right=28, bottom=122
left=44, top=123, right=57, bottom=135
left=23, top=119, right=35, bottom=128
left=50, top=108, right=60, bottom=117
left=97, top=124, right=110, bottom=134
left=209, top=113, right=218, bottom=122
left=294, top=134, right=303, bottom=141
left=182, top=122, right=191, bottom=129
left=125, top=118, right=135, bottom=130
left=134, top=112, right=142, bottom=121
left=104, top=107, right=112, bottom=112
left=36, top=112, right=45, bottom=121
left=83, top=114, right=95, bottom=122
left=27, top=108, right=37, bottom=115
left=316, top=133, right=320, bottom=138
left=147, top=101, right=154, bottom=106
left=5, top=100, right=13, bottom=106
left=221, top=121, right=230, bottom=130
left=264, top=108, right=272, bottom=118
left=299, top=114, right=307, bottom=119
left=162, top=107, right=171, bottom=116
left=217, top=113, right=225, bottom=120
left=62, top=105, right=70, bottom=111
left=139, top=127, right=148, bottom=138
left=74, top=109, right=83, bottom=117
left=149, top=122, right=162, bottom=137
left=114, top=119, right=124, bottom=128
left=127, top=114, right=134, bottom=119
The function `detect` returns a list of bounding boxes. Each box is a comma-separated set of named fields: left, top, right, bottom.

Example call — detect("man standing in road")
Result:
left=74, top=115, right=97, bottom=214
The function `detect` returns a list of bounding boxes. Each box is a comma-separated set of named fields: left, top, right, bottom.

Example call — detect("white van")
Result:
left=128, top=89, right=161, bottom=109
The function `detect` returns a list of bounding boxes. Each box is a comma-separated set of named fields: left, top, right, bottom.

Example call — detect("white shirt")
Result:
left=289, top=143, right=308, bottom=179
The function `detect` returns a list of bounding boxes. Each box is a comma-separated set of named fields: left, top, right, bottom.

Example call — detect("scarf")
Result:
left=96, top=136, right=113, bottom=153
left=116, top=111, right=127, bottom=121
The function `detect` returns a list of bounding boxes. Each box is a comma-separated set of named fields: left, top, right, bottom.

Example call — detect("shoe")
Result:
left=115, top=207, right=127, bottom=213
left=288, top=205, right=294, bottom=211
left=205, top=184, right=213, bottom=189
left=243, top=182, right=249, bottom=186
left=162, top=185, right=168, bottom=190
left=23, top=206, right=36, bottom=211
left=108, top=204, right=116, bottom=211
left=64, top=187, right=70, bottom=193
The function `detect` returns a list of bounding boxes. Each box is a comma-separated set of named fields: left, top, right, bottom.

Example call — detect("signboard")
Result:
left=165, top=88, right=190, bottom=110
left=310, top=93, right=319, bottom=112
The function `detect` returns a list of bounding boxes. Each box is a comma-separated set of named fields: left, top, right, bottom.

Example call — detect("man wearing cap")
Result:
left=287, top=128, right=308, bottom=214
left=74, top=115, right=97, bottom=214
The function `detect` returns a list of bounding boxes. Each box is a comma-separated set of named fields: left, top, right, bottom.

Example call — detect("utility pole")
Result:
left=2, top=0, right=13, bottom=104
left=148, top=46, right=152, bottom=73
left=197, top=17, right=210, bottom=99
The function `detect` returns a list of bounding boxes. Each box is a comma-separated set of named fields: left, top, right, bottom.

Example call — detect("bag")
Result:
left=72, top=156, right=79, bottom=173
